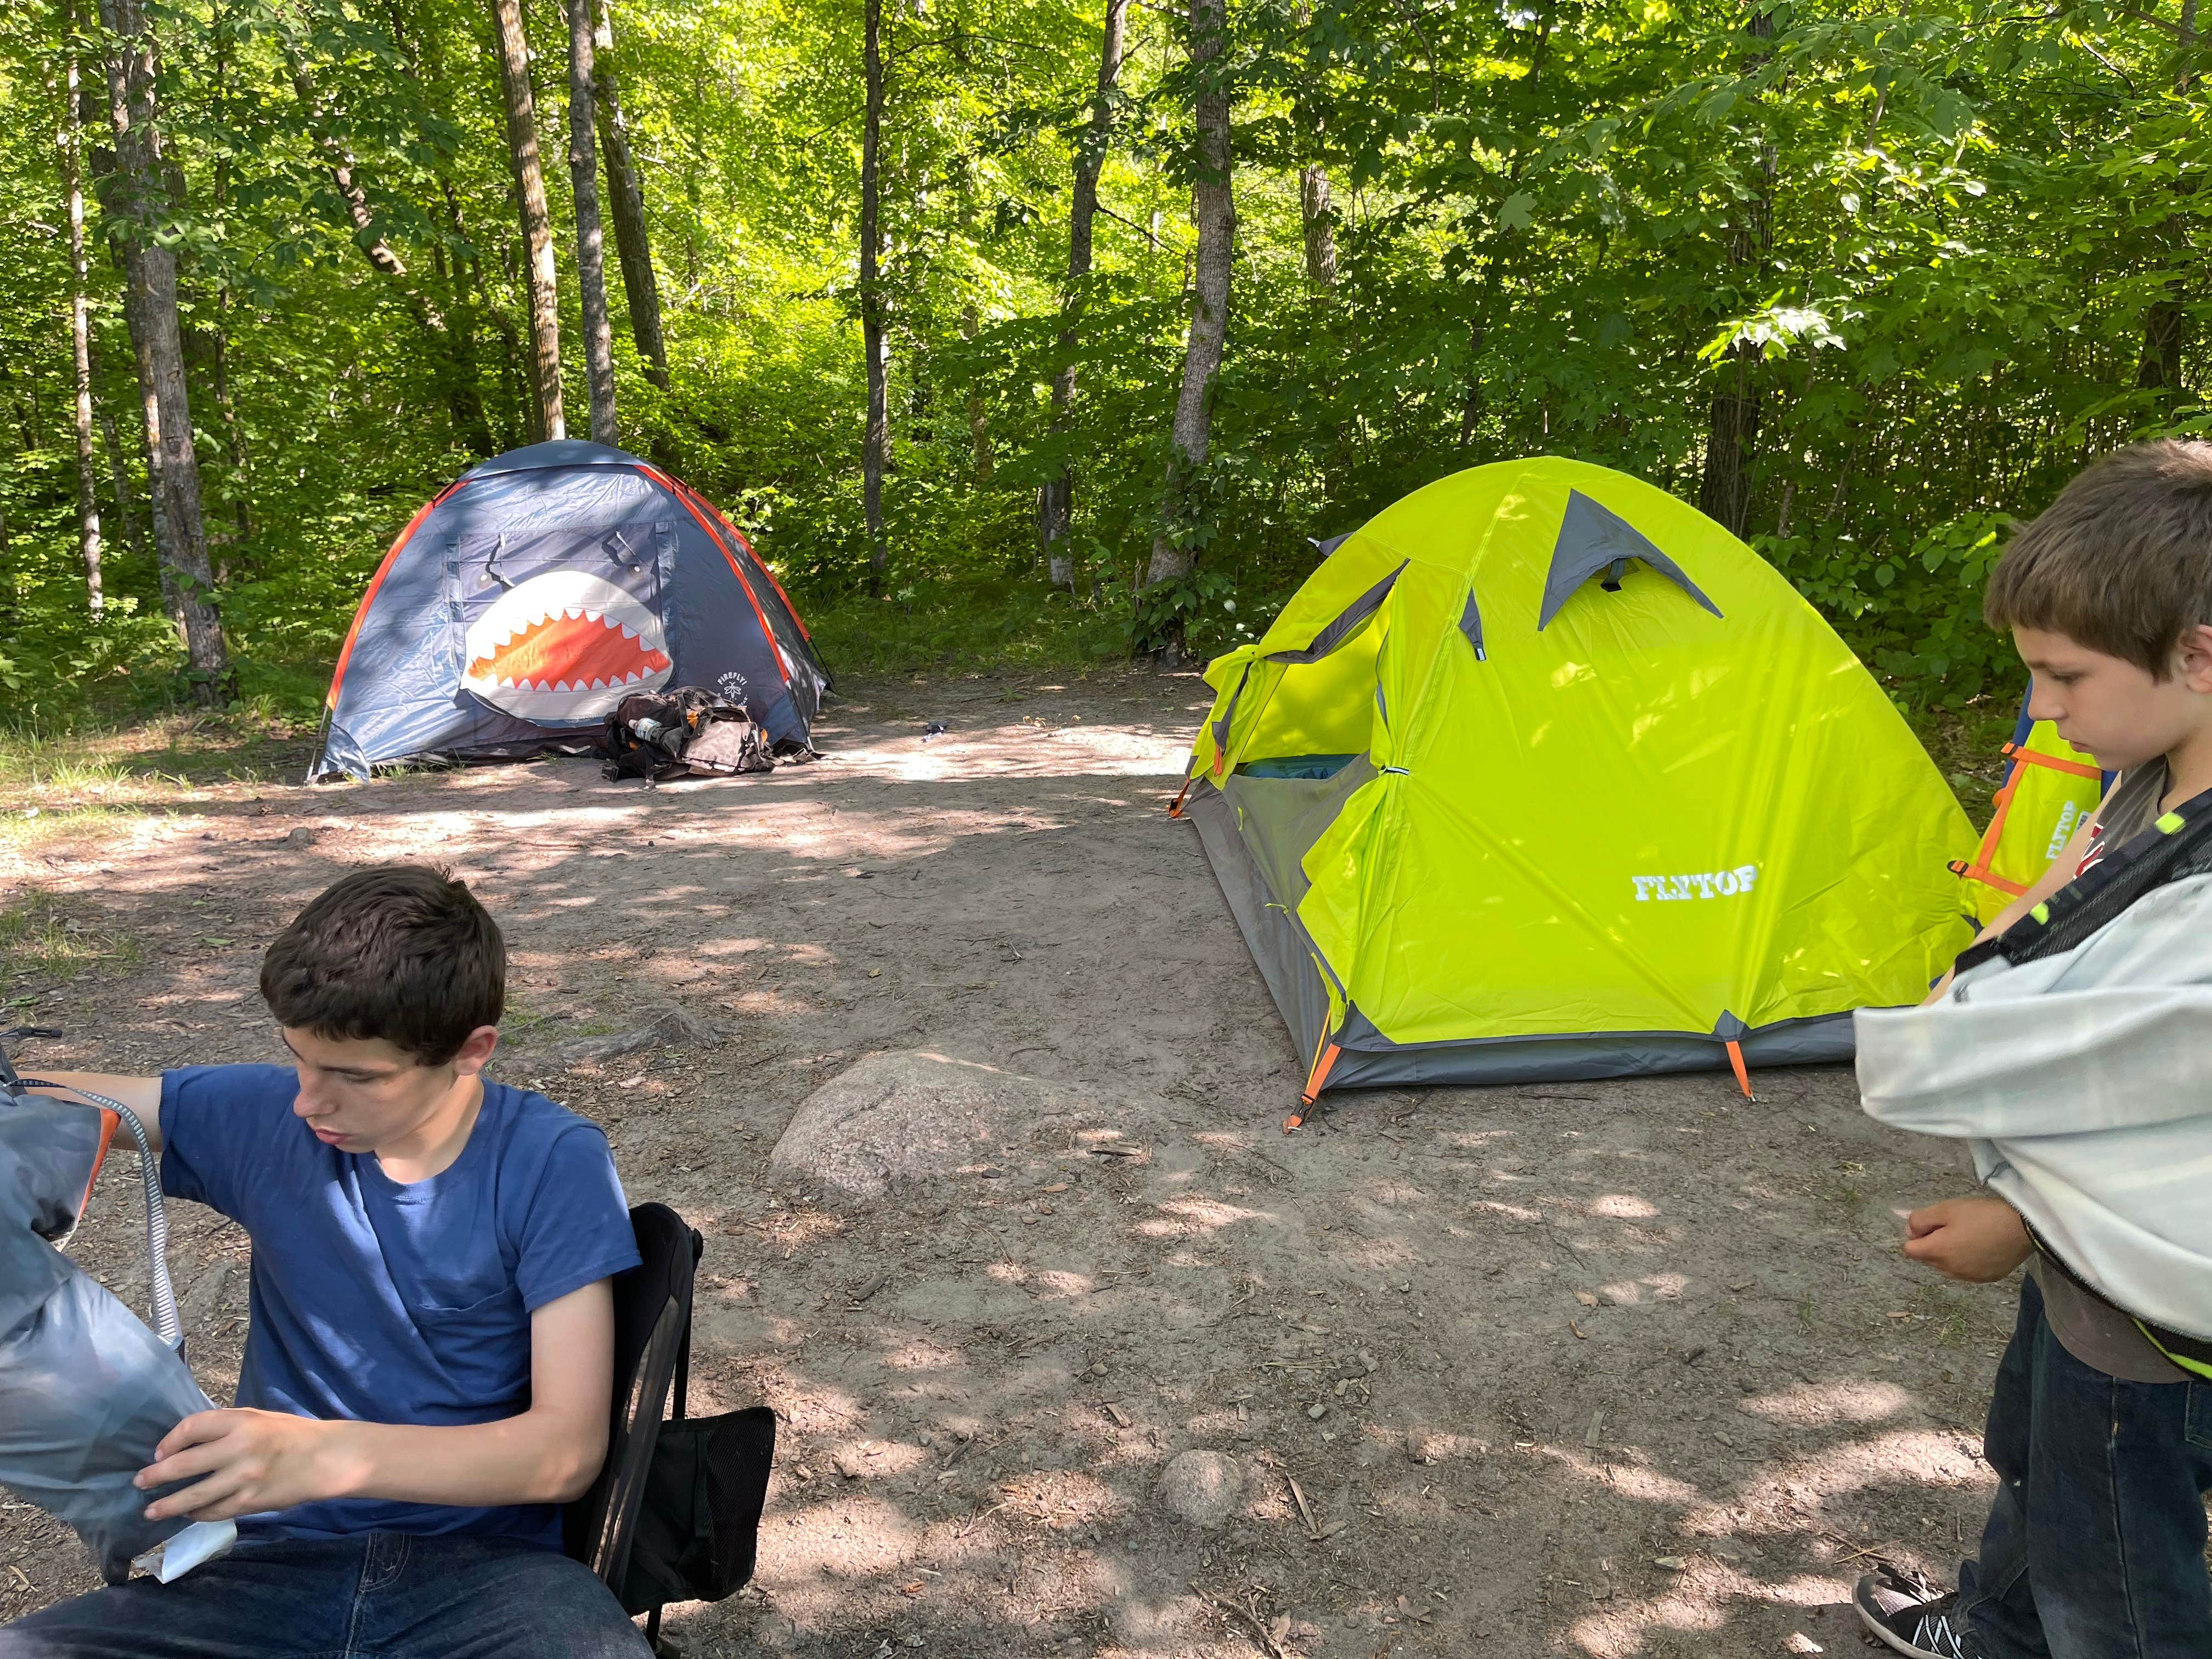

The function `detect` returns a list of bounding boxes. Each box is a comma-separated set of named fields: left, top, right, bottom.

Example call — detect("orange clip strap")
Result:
left=1300, top=1042, right=1342, bottom=1110
left=2013, top=747, right=2102, bottom=781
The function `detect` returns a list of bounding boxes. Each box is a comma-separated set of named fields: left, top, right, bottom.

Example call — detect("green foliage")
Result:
left=1, top=0, right=2207, bottom=719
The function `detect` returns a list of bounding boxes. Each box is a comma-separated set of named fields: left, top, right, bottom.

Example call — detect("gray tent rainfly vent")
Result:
left=1459, top=590, right=1486, bottom=661
left=1538, top=490, right=1723, bottom=631
left=1265, top=561, right=1408, bottom=665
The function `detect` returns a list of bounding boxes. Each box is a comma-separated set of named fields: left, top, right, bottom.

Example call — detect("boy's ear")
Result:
left=2181, top=624, right=2212, bottom=692
left=450, top=1025, right=500, bottom=1077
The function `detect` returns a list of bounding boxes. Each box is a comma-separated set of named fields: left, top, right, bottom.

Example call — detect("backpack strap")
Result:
left=1954, top=782, right=2212, bottom=974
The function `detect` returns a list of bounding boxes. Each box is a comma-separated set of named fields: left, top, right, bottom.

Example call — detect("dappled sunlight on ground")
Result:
left=2, top=672, right=2022, bottom=1656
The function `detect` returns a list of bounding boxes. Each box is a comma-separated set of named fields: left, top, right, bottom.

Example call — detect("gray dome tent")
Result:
left=309, top=441, right=826, bottom=781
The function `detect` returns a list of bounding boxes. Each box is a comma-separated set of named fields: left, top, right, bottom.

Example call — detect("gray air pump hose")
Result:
left=19, top=1080, right=182, bottom=1351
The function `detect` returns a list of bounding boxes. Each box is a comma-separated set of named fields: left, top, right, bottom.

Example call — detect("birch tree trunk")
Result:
left=860, top=0, right=889, bottom=595
left=567, top=0, right=618, bottom=443
left=493, top=0, right=565, bottom=443
left=97, top=0, right=228, bottom=691
left=592, top=0, right=669, bottom=390
left=58, top=4, right=102, bottom=615
left=1143, top=0, right=1234, bottom=662
left=1040, top=0, right=1128, bottom=591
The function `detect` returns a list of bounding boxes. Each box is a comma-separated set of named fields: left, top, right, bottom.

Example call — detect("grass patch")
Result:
left=1807, top=1156, right=1873, bottom=1225
left=806, top=578, right=1131, bottom=676
left=1905, top=1277, right=1978, bottom=1348
left=0, top=891, right=145, bottom=997
left=0, top=803, right=155, bottom=854
left=0, top=707, right=323, bottom=804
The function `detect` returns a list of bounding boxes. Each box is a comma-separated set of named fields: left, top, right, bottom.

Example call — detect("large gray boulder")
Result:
left=767, top=1049, right=1146, bottom=1199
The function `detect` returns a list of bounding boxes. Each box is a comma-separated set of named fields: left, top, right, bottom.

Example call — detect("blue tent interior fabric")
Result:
left=308, top=442, right=828, bottom=782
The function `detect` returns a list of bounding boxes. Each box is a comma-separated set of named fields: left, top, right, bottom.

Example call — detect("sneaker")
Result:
left=1854, top=1567, right=1982, bottom=1658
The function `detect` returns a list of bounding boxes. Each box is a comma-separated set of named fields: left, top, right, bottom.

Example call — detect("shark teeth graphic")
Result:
left=466, top=608, right=671, bottom=691
left=462, top=571, right=672, bottom=720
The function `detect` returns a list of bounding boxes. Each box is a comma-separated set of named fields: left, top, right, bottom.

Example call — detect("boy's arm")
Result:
left=1894, top=803, right=2104, bottom=1279
left=20, top=1071, right=165, bottom=1158
left=137, top=1277, right=616, bottom=1521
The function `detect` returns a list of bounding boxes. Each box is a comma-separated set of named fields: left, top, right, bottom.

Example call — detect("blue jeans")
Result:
left=1959, top=1273, right=2212, bottom=1658
left=0, top=1532, right=651, bottom=1658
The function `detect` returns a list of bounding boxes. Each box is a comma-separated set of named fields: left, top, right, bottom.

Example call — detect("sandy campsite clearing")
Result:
left=0, top=669, right=2012, bottom=1658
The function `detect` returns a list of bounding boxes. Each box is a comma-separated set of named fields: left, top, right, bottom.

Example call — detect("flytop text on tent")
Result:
left=1631, top=868, right=1761, bottom=902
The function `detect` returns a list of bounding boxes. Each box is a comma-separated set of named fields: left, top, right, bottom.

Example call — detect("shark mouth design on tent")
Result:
left=462, top=570, right=672, bottom=722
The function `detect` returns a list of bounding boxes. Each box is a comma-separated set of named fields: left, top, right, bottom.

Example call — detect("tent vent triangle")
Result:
left=1539, top=489, right=1723, bottom=630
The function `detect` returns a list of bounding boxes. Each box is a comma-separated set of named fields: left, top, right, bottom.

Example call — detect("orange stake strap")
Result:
left=1288, top=1042, right=1342, bottom=1131
left=1725, top=1040, right=1754, bottom=1100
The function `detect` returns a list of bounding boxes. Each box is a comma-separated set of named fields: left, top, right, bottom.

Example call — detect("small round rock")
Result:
left=1158, top=1449, right=1244, bottom=1529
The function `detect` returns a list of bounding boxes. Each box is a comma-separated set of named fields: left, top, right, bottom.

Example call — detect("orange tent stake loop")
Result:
left=1288, top=1042, right=1342, bottom=1132
left=1169, top=774, right=1197, bottom=819
left=1725, top=1039, right=1755, bottom=1101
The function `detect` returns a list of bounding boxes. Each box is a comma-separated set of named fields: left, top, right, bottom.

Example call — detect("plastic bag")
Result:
left=0, top=1236, right=234, bottom=1581
left=0, top=1075, right=235, bottom=1583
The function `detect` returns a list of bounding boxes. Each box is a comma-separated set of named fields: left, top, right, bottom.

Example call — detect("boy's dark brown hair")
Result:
left=260, top=864, right=505, bottom=1065
left=1985, top=438, right=2212, bottom=676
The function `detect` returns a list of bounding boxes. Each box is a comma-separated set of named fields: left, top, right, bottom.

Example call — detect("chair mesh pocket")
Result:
left=616, top=1406, right=777, bottom=1615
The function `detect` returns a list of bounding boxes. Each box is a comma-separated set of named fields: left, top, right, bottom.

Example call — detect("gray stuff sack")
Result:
left=0, top=1076, right=235, bottom=1583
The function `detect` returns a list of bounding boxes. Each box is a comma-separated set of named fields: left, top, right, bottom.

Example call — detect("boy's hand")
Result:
left=137, top=1408, right=371, bottom=1523
left=1902, top=1197, right=2032, bottom=1283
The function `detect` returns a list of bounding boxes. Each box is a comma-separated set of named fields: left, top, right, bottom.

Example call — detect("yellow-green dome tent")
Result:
left=1175, top=456, right=1974, bottom=1119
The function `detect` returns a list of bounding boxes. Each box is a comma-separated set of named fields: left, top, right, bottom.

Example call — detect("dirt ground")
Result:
left=0, top=668, right=2019, bottom=1658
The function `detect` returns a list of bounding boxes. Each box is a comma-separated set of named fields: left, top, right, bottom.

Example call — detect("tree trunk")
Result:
left=58, top=4, right=103, bottom=616
left=567, top=0, right=618, bottom=443
left=592, top=0, right=668, bottom=391
left=1040, top=0, right=1128, bottom=591
left=1699, top=351, right=1758, bottom=537
left=1290, top=3, right=1335, bottom=292
left=200, top=24, right=251, bottom=572
left=97, top=0, right=228, bottom=692
left=283, top=34, right=496, bottom=454
left=493, top=0, right=565, bottom=443
left=2136, top=0, right=2198, bottom=420
left=1143, top=0, right=1234, bottom=662
left=1457, top=318, right=1485, bottom=448
left=97, top=392, right=145, bottom=563
left=960, top=303, right=993, bottom=483
left=1697, top=8, right=1774, bottom=539
left=205, top=283, right=252, bottom=570
left=860, top=0, right=889, bottom=595
left=1299, top=164, right=1336, bottom=290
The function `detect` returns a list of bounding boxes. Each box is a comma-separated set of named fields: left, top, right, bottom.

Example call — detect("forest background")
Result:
left=0, top=0, right=2204, bottom=732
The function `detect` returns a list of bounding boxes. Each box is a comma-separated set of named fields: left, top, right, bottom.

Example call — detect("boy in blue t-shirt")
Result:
left=3, top=865, right=649, bottom=1657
